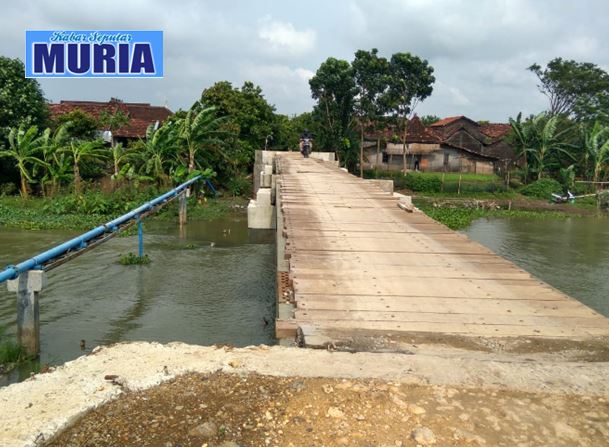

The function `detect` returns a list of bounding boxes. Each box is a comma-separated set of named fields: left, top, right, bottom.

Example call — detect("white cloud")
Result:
left=257, top=17, right=316, bottom=55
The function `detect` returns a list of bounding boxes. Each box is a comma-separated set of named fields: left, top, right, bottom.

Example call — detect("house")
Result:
left=49, top=98, right=172, bottom=144
left=363, top=115, right=504, bottom=174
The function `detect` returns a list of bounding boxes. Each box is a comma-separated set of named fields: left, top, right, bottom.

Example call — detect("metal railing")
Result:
left=0, top=175, right=201, bottom=284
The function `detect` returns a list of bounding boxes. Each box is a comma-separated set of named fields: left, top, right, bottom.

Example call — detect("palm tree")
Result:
left=583, top=122, right=609, bottom=188
left=0, top=125, right=47, bottom=198
left=64, top=140, right=106, bottom=193
left=509, top=112, right=533, bottom=182
left=177, top=103, right=227, bottom=172
left=136, top=124, right=176, bottom=186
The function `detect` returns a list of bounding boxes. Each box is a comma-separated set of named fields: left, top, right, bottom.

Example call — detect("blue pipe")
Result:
left=0, top=175, right=201, bottom=284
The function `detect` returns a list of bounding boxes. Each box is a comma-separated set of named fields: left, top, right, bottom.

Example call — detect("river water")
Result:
left=1, top=213, right=608, bottom=385
left=0, top=214, right=276, bottom=384
left=464, top=216, right=609, bottom=317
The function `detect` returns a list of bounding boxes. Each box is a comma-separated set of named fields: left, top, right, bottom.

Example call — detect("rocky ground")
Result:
left=2, top=342, right=609, bottom=447
left=46, top=371, right=608, bottom=447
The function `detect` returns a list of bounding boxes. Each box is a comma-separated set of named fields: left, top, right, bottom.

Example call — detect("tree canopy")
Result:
left=529, top=58, right=609, bottom=122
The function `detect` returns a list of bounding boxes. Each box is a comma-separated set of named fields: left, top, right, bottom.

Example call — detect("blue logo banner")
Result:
left=25, top=30, right=163, bottom=78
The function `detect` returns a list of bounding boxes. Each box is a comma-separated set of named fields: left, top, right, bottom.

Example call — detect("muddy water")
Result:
left=464, top=216, right=609, bottom=317
left=0, top=214, right=275, bottom=384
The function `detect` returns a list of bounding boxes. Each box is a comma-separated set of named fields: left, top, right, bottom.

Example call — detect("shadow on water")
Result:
left=0, top=214, right=276, bottom=386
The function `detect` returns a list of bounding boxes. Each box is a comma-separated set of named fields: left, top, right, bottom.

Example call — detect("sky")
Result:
left=2, top=0, right=608, bottom=122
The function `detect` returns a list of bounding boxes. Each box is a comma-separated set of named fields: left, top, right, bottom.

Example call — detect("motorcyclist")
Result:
left=299, top=129, right=313, bottom=158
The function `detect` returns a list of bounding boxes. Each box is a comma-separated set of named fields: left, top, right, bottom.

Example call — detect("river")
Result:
left=0, top=214, right=276, bottom=384
left=1, top=213, right=608, bottom=385
left=464, top=215, right=609, bottom=317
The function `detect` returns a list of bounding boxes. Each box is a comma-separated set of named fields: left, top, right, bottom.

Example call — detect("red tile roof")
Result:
left=49, top=99, right=172, bottom=138
left=480, top=123, right=512, bottom=139
left=365, top=115, right=441, bottom=143
left=428, top=116, right=465, bottom=127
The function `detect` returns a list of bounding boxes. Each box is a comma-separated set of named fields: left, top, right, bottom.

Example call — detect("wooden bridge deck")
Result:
left=275, top=154, right=609, bottom=349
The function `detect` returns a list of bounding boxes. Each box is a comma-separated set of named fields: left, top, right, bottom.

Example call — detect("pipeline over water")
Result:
left=0, top=175, right=202, bottom=283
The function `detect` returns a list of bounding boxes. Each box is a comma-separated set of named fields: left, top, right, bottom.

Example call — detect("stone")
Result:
left=327, top=407, right=345, bottom=418
left=411, top=427, right=436, bottom=445
left=322, top=384, right=334, bottom=394
left=408, top=404, right=426, bottom=415
left=453, top=429, right=486, bottom=445
left=553, top=421, right=580, bottom=441
left=188, top=421, right=217, bottom=439
left=218, top=442, right=241, bottom=447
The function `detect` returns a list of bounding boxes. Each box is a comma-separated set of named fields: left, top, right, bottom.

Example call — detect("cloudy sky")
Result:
left=2, top=0, right=608, bottom=121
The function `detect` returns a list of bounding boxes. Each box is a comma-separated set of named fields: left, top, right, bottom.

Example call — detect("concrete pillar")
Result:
left=179, top=192, right=187, bottom=226
left=7, top=270, right=46, bottom=356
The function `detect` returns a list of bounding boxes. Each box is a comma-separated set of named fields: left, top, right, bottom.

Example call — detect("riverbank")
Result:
left=0, top=195, right=248, bottom=231
left=412, top=194, right=605, bottom=229
left=1, top=341, right=608, bottom=447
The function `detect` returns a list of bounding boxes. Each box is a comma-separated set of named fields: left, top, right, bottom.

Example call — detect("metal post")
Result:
left=137, top=216, right=144, bottom=258
left=179, top=192, right=187, bottom=226
left=7, top=270, right=46, bottom=357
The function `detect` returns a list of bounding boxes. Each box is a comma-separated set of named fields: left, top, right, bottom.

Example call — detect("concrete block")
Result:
left=247, top=199, right=276, bottom=229
left=256, top=188, right=272, bottom=207
left=7, top=270, right=47, bottom=293
left=278, top=303, right=295, bottom=319
left=263, top=164, right=273, bottom=175
left=365, top=179, right=394, bottom=194
left=261, top=173, right=272, bottom=188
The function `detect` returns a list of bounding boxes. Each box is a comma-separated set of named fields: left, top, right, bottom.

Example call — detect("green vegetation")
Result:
left=0, top=193, right=245, bottom=231
left=0, top=326, right=28, bottom=373
left=520, top=178, right=563, bottom=199
left=119, top=253, right=151, bottom=265
left=365, top=170, right=506, bottom=194
left=415, top=201, right=570, bottom=230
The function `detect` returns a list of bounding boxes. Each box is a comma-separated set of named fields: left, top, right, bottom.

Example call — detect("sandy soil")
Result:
left=46, top=372, right=609, bottom=447
left=1, top=342, right=609, bottom=447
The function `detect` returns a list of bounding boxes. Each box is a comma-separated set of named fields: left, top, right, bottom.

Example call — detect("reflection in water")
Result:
left=0, top=215, right=276, bottom=386
left=464, top=216, right=609, bottom=316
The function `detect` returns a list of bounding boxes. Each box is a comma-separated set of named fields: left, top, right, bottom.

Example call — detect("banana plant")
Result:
left=64, top=139, right=107, bottom=194
left=0, top=125, right=48, bottom=198
left=583, top=121, right=609, bottom=188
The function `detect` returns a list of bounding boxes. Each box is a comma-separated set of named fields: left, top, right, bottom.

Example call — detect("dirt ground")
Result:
left=46, top=371, right=609, bottom=447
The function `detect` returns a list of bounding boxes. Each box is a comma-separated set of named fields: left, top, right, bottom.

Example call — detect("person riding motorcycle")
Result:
left=299, top=130, right=313, bottom=158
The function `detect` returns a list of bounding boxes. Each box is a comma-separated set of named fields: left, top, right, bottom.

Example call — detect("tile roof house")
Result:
left=49, top=98, right=172, bottom=141
left=363, top=115, right=514, bottom=174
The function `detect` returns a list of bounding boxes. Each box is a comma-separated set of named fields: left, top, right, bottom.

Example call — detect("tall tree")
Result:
left=309, top=57, right=357, bottom=164
left=529, top=58, right=609, bottom=122
left=200, top=81, right=275, bottom=177
left=0, top=125, right=47, bottom=198
left=0, top=57, right=49, bottom=185
left=385, top=53, right=435, bottom=171
left=352, top=49, right=389, bottom=177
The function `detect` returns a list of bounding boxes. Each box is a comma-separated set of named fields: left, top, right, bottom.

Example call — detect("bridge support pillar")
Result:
left=7, top=270, right=46, bottom=357
left=179, top=192, right=187, bottom=226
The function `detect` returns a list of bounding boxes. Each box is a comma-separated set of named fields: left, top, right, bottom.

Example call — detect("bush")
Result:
left=226, top=175, right=252, bottom=197
left=0, top=183, right=17, bottom=196
left=520, top=178, right=562, bottom=199
left=404, top=172, right=442, bottom=192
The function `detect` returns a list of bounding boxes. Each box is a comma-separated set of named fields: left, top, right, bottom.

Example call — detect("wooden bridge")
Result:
left=270, top=153, right=609, bottom=350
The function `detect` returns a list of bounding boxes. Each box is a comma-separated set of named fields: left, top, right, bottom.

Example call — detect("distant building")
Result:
left=363, top=115, right=513, bottom=174
left=49, top=98, right=172, bottom=144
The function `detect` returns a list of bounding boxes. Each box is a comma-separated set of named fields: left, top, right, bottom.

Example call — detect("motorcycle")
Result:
left=300, top=138, right=312, bottom=158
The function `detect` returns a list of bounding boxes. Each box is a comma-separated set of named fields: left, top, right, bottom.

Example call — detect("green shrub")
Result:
left=404, top=172, right=442, bottom=192
left=119, top=253, right=151, bottom=265
left=520, top=178, right=562, bottom=199
left=226, top=175, right=252, bottom=197
left=0, top=183, right=17, bottom=196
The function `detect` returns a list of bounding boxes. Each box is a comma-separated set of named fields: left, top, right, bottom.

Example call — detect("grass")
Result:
left=415, top=200, right=571, bottom=230
left=0, top=195, right=246, bottom=231
left=118, top=253, right=151, bottom=265
left=0, top=326, right=29, bottom=374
